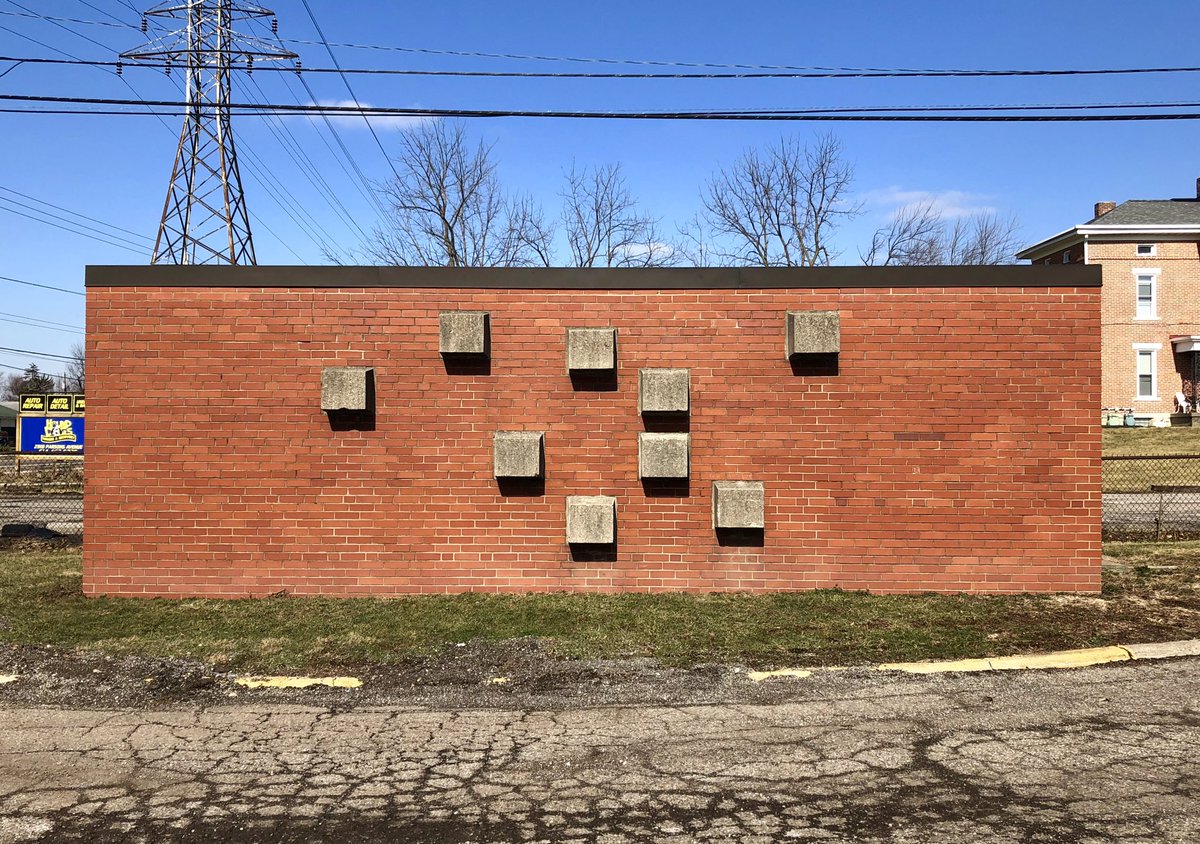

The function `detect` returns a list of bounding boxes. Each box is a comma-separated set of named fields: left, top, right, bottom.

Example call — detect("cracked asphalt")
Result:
left=1, top=658, right=1198, bottom=843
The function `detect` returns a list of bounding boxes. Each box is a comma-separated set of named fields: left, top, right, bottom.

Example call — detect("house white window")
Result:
left=1062, top=252, right=1071, bottom=263
left=1136, top=243, right=1157, bottom=257
left=1133, top=268, right=1159, bottom=319
left=1134, top=345, right=1159, bottom=400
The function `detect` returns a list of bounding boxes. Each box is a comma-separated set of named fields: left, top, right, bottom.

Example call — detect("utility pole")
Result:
left=122, top=2, right=296, bottom=265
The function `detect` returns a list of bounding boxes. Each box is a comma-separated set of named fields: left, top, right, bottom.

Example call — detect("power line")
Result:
left=235, top=70, right=375, bottom=244
left=13, top=52, right=1200, bottom=81
left=296, top=0, right=401, bottom=184
left=8, top=93, right=1200, bottom=121
left=4, top=0, right=122, bottom=55
left=244, top=18, right=389, bottom=218
left=0, top=193, right=148, bottom=250
left=0, top=8, right=127, bottom=28
left=8, top=13, right=1200, bottom=79
left=0, top=316, right=82, bottom=335
left=276, top=39, right=1200, bottom=78
left=0, top=185, right=152, bottom=244
left=0, top=275, right=85, bottom=297
left=0, top=346, right=77, bottom=362
left=0, top=197, right=146, bottom=252
left=0, top=360, right=68, bottom=380
left=0, top=310, right=82, bottom=330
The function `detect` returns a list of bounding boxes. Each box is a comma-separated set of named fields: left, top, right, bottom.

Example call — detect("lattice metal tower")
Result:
left=123, top=2, right=296, bottom=265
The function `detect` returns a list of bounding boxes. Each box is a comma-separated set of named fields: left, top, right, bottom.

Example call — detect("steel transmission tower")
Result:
left=123, top=2, right=296, bottom=265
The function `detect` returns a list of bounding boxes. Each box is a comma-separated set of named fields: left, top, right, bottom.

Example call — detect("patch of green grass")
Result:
left=1, top=544, right=1199, bottom=672
left=1103, top=426, right=1200, bottom=457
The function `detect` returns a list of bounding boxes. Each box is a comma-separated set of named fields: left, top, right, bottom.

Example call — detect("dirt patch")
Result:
left=0, top=639, right=859, bottom=711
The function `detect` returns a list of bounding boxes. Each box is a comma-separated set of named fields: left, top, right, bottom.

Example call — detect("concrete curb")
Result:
left=748, top=639, right=1200, bottom=681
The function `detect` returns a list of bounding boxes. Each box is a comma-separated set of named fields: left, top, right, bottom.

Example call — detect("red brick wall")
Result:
left=84, top=273, right=1101, bottom=597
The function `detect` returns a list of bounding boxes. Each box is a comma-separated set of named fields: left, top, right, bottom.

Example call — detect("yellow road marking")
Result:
left=235, top=676, right=362, bottom=689
left=747, top=668, right=813, bottom=682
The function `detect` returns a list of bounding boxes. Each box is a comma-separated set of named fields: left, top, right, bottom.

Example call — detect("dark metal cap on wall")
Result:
left=85, top=264, right=1102, bottom=290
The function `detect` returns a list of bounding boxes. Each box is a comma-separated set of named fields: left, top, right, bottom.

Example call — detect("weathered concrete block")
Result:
left=713, top=481, right=765, bottom=529
left=786, top=311, right=840, bottom=357
left=638, top=432, right=690, bottom=479
left=320, top=367, right=373, bottom=411
left=440, top=311, right=490, bottom=356
left=566, top=327, right=616, bottom=371
left=493, top=431, right=544, bottom=478
left=566, top=495, right=616, bottom=544
left=638, top=368, right=690, bottom=414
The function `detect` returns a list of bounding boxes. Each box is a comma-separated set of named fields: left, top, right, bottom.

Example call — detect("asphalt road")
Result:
left=0, top=659, right=1197, bottom=843
left=0, top=494, right=82, bottom=534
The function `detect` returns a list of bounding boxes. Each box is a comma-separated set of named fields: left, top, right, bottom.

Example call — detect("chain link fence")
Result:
left=1103, top=454, right=1200, bottom=541
left=0, top=452, right=83, bottom=537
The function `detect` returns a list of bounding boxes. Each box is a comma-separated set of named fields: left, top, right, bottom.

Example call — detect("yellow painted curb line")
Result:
left=747, top=668, right=813, bottom=683
left=874, top=658, right=994, bottom=675
left=235, top=676, right=362, bottom=690
left=746, top=644, right=1147, bottom=682
left=879, top=646, right=1131, bottom=675
left=0, top=675, right=17, bottom=685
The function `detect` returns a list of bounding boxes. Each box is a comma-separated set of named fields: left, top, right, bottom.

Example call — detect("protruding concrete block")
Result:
left=786, top=310, right=840, bottom=357
left=321, top=367, right=373, bottom=411
left=638, top=432, right=690, bottom=479
left=494, top=431, right=544, bottom=478
left=566, top=495, right=616, bottom=544
left=440, top=311, right=490, bottom=356
left=566, top=327, right=616, bottom=371
left=713, top=481, right=765, bottom=529
left=638, top=368, right=690, bottom=415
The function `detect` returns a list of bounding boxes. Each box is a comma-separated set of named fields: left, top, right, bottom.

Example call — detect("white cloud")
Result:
left=861, top=185, right=997, bottom=221
left=300, top=100, right=434, bottom=131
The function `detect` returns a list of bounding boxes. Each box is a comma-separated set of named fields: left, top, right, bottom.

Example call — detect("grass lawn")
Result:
left=2, top=542, right=1198, bottom=673
left=1103, top=426, right=1200, bottom=456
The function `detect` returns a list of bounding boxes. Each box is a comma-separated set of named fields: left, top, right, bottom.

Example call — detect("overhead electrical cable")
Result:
left=0, top=310, right=83, bottom=330
left=0, top=345, right=78, bottom=362
left=13, top=52, right=1200, bottom=80
left=7, top=93, right=1200, bottom=121
left=0, top=274, right=85, bottom=297
left=235, top=70, right=375, bottom=244
left=246, top=17, right=390, bottom=218
left=0, top=185, right=152, bottom=245
left=296, top=0, right=402, bottom=185
left=0, top=8, right=127, bottom=28
left=0, top=316, right=82, bottom=335
left=0, top=197, right=146, bottom=252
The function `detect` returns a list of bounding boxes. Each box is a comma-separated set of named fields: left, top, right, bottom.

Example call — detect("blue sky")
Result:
left=2, top=0, right=1200, bottom=371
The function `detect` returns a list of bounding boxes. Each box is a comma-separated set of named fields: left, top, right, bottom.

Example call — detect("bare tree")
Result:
left=864, top=203, right=1022, bottom=266
left=368, top=121, right=553, bottom=267
left=674, top=214, right=731, bottom=267
left=60, top=343, right=85, bottom=393
left=695, top=133, right=859, bottom=267
left=560, top=163, right=674, bottom=267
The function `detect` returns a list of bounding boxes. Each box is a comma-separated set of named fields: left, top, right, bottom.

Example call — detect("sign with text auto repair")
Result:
left=17, top=394, right=85, bottom=454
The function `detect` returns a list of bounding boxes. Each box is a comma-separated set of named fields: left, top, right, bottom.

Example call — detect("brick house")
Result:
left=1018, top=181, right=1200, bottom=425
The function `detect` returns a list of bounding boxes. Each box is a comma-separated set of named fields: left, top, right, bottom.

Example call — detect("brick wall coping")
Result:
left=85, top=265, right=1101, bottom=290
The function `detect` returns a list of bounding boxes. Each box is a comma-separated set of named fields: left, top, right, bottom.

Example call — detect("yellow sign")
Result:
left=73, top=396, right=86, bottom=413
left=40, top=419, right=77, bottom=444
left=47, top=394, right=72, bottom=413
left=19, top=394, right=45, bottom=413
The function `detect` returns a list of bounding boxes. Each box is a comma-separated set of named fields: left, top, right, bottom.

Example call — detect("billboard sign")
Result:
left=19, top=417, right=85, bottom=454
